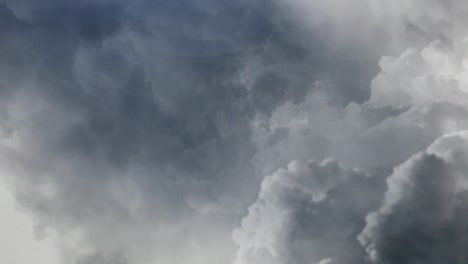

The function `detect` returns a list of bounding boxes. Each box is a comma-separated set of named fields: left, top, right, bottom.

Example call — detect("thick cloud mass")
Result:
left=360, top=131, right=468, bottom=264
left=2, top=0, right=468, bottom=264
left=235, top=1, right=468, bottom=264
left=233, top=159, right=384, bottom=264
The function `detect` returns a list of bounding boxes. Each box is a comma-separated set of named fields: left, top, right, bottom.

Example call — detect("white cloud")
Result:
left=233, top=159, right=382, bottom=264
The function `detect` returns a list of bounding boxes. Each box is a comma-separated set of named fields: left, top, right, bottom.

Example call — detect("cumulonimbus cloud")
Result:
left=2, top=0, right=468, bottom=264
left=360, top=131, right=468, bottom=264
left=232, top=159, right=384, bottom=264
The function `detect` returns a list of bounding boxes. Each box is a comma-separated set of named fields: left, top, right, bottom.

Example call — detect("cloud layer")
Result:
left=360, top=131, right=468, bottom=264
left=233, top=159, right=384, bottom=264
left=2, top=0, right=468, bottom=264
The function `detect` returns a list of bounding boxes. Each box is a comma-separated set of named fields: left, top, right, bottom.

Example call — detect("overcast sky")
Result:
left=2, top=1, right=468, bottom=264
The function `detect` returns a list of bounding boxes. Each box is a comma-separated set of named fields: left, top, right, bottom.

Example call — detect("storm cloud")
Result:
left=233, top=159, right=384, bottom=264
left=360, top=131, right=468, bottom=264
left=2, top=0, right=468, bottom=264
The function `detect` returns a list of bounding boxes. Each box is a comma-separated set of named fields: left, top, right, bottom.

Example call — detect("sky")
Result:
left=0, top=178, right=59, bottom=264
left=2, top=0, right=468, bottom=263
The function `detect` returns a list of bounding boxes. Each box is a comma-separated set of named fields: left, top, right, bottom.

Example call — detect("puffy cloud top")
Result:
left=360, top=131, right=468, bottom=264
left=233, top=159, right=384, bottom=264
left=3, top=0, right=468, bottom=264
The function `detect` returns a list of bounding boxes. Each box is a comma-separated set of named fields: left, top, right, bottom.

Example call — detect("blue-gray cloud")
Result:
left=2, top=0, right=468, bottom=264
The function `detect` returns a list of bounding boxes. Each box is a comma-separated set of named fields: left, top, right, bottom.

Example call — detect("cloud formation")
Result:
left=360, top=131, right=468, bottom=264
left=234, top=1, right=468, bottom=264
left=3, top=0, right=468, bottom=264
left=233, top=159, right=384, bottom=264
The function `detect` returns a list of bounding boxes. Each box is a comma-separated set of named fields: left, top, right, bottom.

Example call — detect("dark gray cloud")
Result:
left=0, top=0, right=393, bottom=263
left=2, top=0, right=468, bottom=264
left=360, top=132, right=468, bottom=264
left=233, top=1, right=468, bottom=264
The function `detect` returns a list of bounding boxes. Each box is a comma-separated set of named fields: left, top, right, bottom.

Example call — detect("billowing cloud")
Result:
left=234, top=1, right=468, bottom=264
left=360, top=131, right=468, bottom=264
left=239, top=131, right=468, bottom=264
left=3, top=0, right=468, bottom=264
left=1, top=0, right=392, bottom=262
left=233, top=159, right=384, bottom=264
